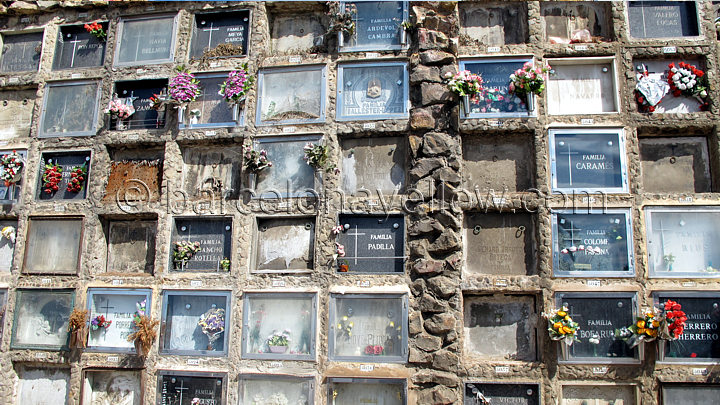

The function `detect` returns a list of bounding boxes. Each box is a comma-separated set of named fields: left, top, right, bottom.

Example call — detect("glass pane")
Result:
left=663, top=385, right=720, bottom=405
left=41, top=83, right=98, bottom=136
left=83, top=370, right=142, bottom=405
left=0, top=89, right=35, bottom=139
left=25, top=219, right=82, bottom=274
left=244, top=294, right=314, bottom=358
left=656, top=296, right=720, bottom=359
left=464, top=213, right=535, bottom=276
left=331, top=296, right=404, bottom=359
left=255, top=140, right=316, bottom=197
left=552, top=132, right=623, bottom=190
left=190, top=11, right=249, bottom=58
left=17, top=367, right=70, bottom=404
left=117, top=16, right=175, bottom=64
left=115, top=79, right=167, bottom=130
left=555, top=213, right=630, bottom=274
left=560, top=296, right=634, bottom=359
left=336, top=215, right=404, bottom=273
left=53, top=24, right=106, bottom=70
left=88, top=291, right=150, bottom=350
left=341, top=137, right=405, bottom=195
left=345, top=1, right=404, bottom=49
left=13, top=290, right=73, bottom=347
left=256, top=218, right=314, bottom=271
left=339, top=64, right=405, bottom=118
left=163, top=293, right=229, bottom=354
left=464, top=61, right=528, bottom=115
left=182, top=146, right=242, bottom=200
left=240, top=377, right=312, bottom=405
left=185, top=76, right=233, bottom=125
left=37, top=152, right=92, bottom=201
left=561, top=384, right=634, bottom=405
left=628, top=1, right=699, bottom=38
left=465, top=383, right=539, bottom=405
left=331, top=380, right=404, bottom=405
left=647, top=210, right=720, bottom=275
left=259, top=69, right=323, bottom=124
left=547, top=63, right=616, bottom=114
left=159, top=374, right=224, bottom=405
left=0, top=32, right=42, bottom=72
left=171, top=218, right=232, bottom=272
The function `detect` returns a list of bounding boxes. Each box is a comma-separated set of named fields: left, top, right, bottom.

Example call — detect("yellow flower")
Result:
left=646, top=312, right=654, bottom=318
left=348, top=322, right=354, bottom=327
left=564, top=316, right=571, bottom=321
left=389, top=321, right=395, bottom=327
left=562, top=326, right=573, bottom=334
left=553, top=322, right=562, bottom=330
left=558, top=311, right=567, bottom=317
left=647, top=329, right=657, bottom=337
left=652, top=321, right=659, bottom=328
left=342, top=316, right=348, bottom=321
left=559, top=328, right=567, bottom=335
left=636, top=320, right=646, bottom=328
left=638, top=328, right=646, bottom=335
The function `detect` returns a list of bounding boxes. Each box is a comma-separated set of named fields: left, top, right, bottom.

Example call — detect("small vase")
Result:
left=189, top=115, right=199, bottom=126
left=115, top=118, right=126, bottom=130
left=338, top=31, right=345, bottom=48
left=462, top=95, right=471, bottom=115
left=526, top=94, right=535, bottom=112
left=177, top=106, right=186, bottom=124
left=232, top=100, right=245, bottom=123
left=657, top=339, right=667, bottom=362
left=70, top=326, right=87, bottom=349
left=559, top=340, right=570, bottom=361
left=134, top=339, right=146, bottom=357
left=400, top=28, right=407, bottom=45
left=269, top=345, right=288, bottom=354
left=247, top=172, right=257, bottom=190
left=638, top=341, right=645, bottom=361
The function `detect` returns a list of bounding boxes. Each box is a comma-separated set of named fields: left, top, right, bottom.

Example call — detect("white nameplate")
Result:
left=492, top=197, right=506, bottom=206
left=0, top=141, right=7, bottom=146
left=282, top=126, right=296, bottom=133
left=272, top=280, right=286, bottom=287
left=190, top=280, right=202, bottom=287
left=489, top=120, right=502, bottom=127
left=71, top=73, right=82, bottom=79
left=574, top=44, right=588, bottom=51
left=205, top=130, right=217, bottom=137
left=366, top=200, right=379, bottom=207
left=678, top=196, right=693, bottom=203
left=487, top=46, right=501, bottom=53
left=278, top=202, right=290, bottom=209
left=682, top=281, right=696, bottom=287
left=494, top=366, right=510, bottom=374
left=35, top=352, right=47, bottom=359
left=78, top=12, right=89, bottom=18
left=106, top=356, right=119, bottom=362
left=54, top=205, right=66, bottom=212
left=21, top=17, right=30, bottom=23
left=365, top=52, right=380, bottom=59
left=269, top=361, right=282, bottom=368
left=663, top=46, right=677, bottom=54
left=146, top=5, right=155, bottom=11
left=360, top=364, right=374, bottom=372
left=357, top=280, right=371, bottom=288
left=587, top=280, right=601, bottom=287
left=209, top=62, right=221, bottom=68
left=495, top=279, right=508, bottom=287
left=128, top=134, right=139, bottom=140
left=582, top=197, right=596, bottom=203
left=692, top=368, right=707, bottom=375
left=289, top=56, right=301, bottom=64
left=581, top=118, right=594, bottom=125
left=136, top=69, right=146, bottom=75
left=112, top=279, right=123, bottom=286
left=187, top=358, right=200, bottom=365
left=592, top=367, right=608, bottom=374
left=363, top=122, right=376, bottom=130
left=41, top=278, right=52, bottom=284
left=8, top=78, right=19, bottom=84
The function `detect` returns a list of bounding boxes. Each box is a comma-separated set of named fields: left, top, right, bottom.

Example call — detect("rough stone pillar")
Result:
left=406, top=2, right=464, bottom=404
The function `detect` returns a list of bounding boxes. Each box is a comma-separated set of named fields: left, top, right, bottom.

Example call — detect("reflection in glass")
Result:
left=12, top=290, right=73, bottom=348
left=258, top=68, right=324, bottom=124
left=244, top=294, right=315, bottom=359
left=41, top=82, right=99, bottom=136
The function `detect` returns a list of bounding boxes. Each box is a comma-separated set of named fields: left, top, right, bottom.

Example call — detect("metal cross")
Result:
left=563, top=218, right=583, bottom=245
left=202, top=21, right=221, bottom=48
left=557, top=141, right=579, bottom=186
left=346, top=224, right=365, bottom=265
left=99, top=300, right=115, bottom=317
left=66, top=34, right=83, bottom=68
left=175, top=379, right=189, bottom=404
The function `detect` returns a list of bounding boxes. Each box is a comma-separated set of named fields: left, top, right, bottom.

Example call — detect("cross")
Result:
left=557, top=141, right=579, bottom=186
left=562, top=218, right=583, bottom=246
left=65, top=34, right=83, bottom=68
left=564, top=304, right=583, bottom=323
left=121, top=90, right=138, bottom=106
left=202, top=21, right=221, bottom=49
left=99, top=300, right=115, bottom=317
left=175, top=380, right=189, bottom=404
left=346, top=224, right=365, bottom=265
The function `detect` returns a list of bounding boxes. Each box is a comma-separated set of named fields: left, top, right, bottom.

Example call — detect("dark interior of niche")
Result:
left=637, top=130, right=718, bottom=193
left=459, top=1, right=529, bottom=47
left=266, top=1, right=328, bottom=54
left=541, top=1, right=614, bottom=43
left=461, top=131, right=536, bottom=193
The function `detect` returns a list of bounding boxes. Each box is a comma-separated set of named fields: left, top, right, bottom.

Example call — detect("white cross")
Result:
left=175, top=380, right=189, bottom=403
left=557, top=141, right=579, bottom=186
left=66, top=34, right=82, bottom=68
left=563, top=218, right=583, bottom=245
left=346, top=224, right=365, bottom=265
left=202, top=21, right=221, bottom=49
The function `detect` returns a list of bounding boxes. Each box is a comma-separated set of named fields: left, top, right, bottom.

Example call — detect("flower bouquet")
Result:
left=0, top=150, right=24, bottom=187
left=444, top=70, right=484, bottom=115
left=220, top=257, right=230, bottom=271
left=266, top=329, right=291, bottom=353
left=84, top=21, right=106, bottom=41
left=90, top=314, right=112, bottom=331
left=173, top=240, right=201, bottom=269
left=617, top=300, right=686, bottom=361
left=333, top=242, right=346, bottom=262
left=219, top=64, right=254, bottom=122
left=41, top=162, right=63, bottom=195
left=303, top=142, right=335, bottom=173
left=326, top=1, right=357, bottom=47
left=168, top=67, right=202, bottom=123
left=68, top=308, right=89, bottom=349
left=336, top=315, right=353, bottom=339
left=105, top=98, right=135, bottom=130
left=667, top=62, right=709, bottom=111
left=66, top=164, right=87, bottom=193
left=364, top=345, right=384, bottom=355
left=198, top=307, right=225, bottom=350
left=127, top=299, right=158, bottom=357
left=543, top=306, right=580, bottom=360
left=1, top=225, right=16, bottom=244
left=509, top=61, right=551, bottom=111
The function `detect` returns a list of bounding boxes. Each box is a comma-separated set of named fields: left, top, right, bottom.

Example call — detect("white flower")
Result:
left=679, top=83, right=686, bottom=90
left=671, top=67, right=678, bottom=73
left=682, top=77, right=689, bottom=83
left=673, top=73, right=681, bottom=82
left=700, top=90, right=708, bottom=97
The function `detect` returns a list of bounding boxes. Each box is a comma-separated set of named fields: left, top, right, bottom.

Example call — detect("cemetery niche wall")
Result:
left=11, top=289, right=74, bottom=350
left=462, top=132, right=535, bottom=192
left=653, top=292, right=720, bottom=361
left=328, top=378, right=405, bottom=405
left=627, top=1, right=700, bottom=39
left=633, top=58, right=707, bottom=114
left=39, top=81, right=101, bottom=137
left=189, top=10, right=250, bottom=59
left=23, top=217, right=83, bottom=274
left=338, top=1, right=408, bottom=51
left=115, top=14, right=177, bottom=65
left=561, top=384, right=636, bottom=405
left=661, top=384, right=720, bottom=405
left=53, top=23, right=107, bottom=70
left=541, top=1, right=613, bottom=43
left=86, top=288, right=152, bottom=352
left=464, top=212, right=536, bottom=276
left=181, top=144, right=242, bottom=200
left=254, top=217, right=315, bottom=272
left=15, top=365, right=71, bottom=405
left=0, top=89, right=35, bottom=139
left=335, top=214, right=404, bottom=273
left=252, top=135, right=321, bottom=198
left=179, top=73, right=241, bottom=129
left=238, top=375, right=314, bottom=405
left=158, top=371, right=225, bottom=405
left=267, top=2, right=326, bottom=54
left=464, top=382, right=540, bottom=405
left=104, top=219, right=157, bottom=274
left=161, top=290, right=231, bottom=356
left=256, top=65, right=325, bottom=125
left=36, top=151, right=92, bottom=201
left=545, top=58, right=619, bottom=115
left=341, top=136, right=406, bottom=195
left=459, top=1, right=528, bottom=47
left=113, top=79, right=168, bottom=130
left=336, top=62, right=408, bottom=120
left=0, top=219, right=11, bottom=269
left=459, top=58, right=534, bottom=117
left=0, top=31, right=43, bottom=73
left=170, top=217, right=232, bottom=272
left=0, top=149, right=25, bottom=203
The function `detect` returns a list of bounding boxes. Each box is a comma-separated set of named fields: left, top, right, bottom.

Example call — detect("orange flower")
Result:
left=636, top=320, right=646, bottom=328
left=562, top=326, right=573, bottom=334
left=553, top=322, right=562, bottom=330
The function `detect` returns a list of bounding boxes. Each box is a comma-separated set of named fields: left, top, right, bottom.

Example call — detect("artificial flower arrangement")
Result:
left=220, top=257, right=230, bottom=271
left=0, top=150, right=24, bottom=187
left=334, top=242, right=346, bottom=262
left=616, top=300, right=686, bottom=348
left=243, top=145, right=273, bottom=173
left=173, top=240, right=202, bottom=269
left=198, top=307, right=225, bottom=350
left=1, top=225, right=16, bottom=243
left=127, top=299, right=159, bottom=357
left=444, top=70, right=484, bottom=106
left=41, top=162, right=63, bottom=194
left=543, top=306, right=580, bottom=351
left=336, top=314, right=354, bottom=339
left=105, top=98, right=135, bottom=120
left=326, top=1, right=357, bottom=40
left=509, top=61, right=551, bottom=110
left=219, top=64, right=254, bottom=105
left=266, top=329, right=291, bottom=353
left=68, top=308, right=89, bottom=349
left=84, top=21, right=106, bottom=41
left=637, top=62, right=710, bottom=113
left=331, top=224, right=348, bottom=270
left=90, top=314, right=112, bottom=330
left=303, top=142, right=336, bottom=173
left=168, top=66, right=202, bottom=105
left=365, top=344, right=385, bottom=355
left=66, top=164, right=87, bottom=193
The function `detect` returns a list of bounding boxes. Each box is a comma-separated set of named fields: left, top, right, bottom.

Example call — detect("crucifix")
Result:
left=65, top=34, right=83, bottom=68
left=346, top=224, right=365, bottom=265
left=175, top=379, right=189, bottom=404
left=99, top=299, right=115, bottom=317
left=202, top=21, right=221, bottom=49
left=557, top=140, right=579, bottom=186
left=121, top=90, right=138, bottom=107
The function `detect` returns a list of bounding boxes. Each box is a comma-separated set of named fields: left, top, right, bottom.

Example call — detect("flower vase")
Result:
left=657, top=339, right=667, bottom=362
left=338, top=31, right=344, bottom=48
left=247, top=172, right=257, bottom=190
left=314, top=170, right=323, bottom=190
left=462, top=95, right=471, bottom=115
left=114, top=116, right=126, bottom=130
left=269, top=345, right=288, bottom=354
left=177, top=106, right=186, bottom=124
left=189, top=115, right=199, bottom=126
left=638, top=341, right=645, bottom=361
left=559, top=340, right=570, bottom=361
left=207, top=333, right=221, bottom=351
left=70, top=326, right=87, bottom=349
left=233, top=99, right=245, bottom=123
left=400, top=27, right=407, bottom=45
left=525, top=94, right=535, bottom=112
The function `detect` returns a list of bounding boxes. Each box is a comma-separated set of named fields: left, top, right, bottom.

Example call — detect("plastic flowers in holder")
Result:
left=365, top=345, right=384, bottom=355
left=173, top=240, right=202, bottom=269
left=1, top=225, right=15, bottom=243
left=219, top=64, right=254, bottom=105
left=616, top=300, right=686, bottom=360
left=84, top=21, right=106, bottom=41
left=266, top=329, right=291, bottom=353
left=90, top=314, right=112, bottom=331
left=169, top=67, right=202, bottom=105
left=444, top=70, right=484, bottom=113
left=303, top=142, right=336, bottom=172
left=544, top=306, right=580, bottom=346
left=333, top=242, right=346, bottom=262
left=326, top=1, right=357, bottom=42
left=509, top=61, right=551, bottom=98
left=336, top=315, right=353, bottom=339
left=667, top=62, right=709, bottom=110
left=0, top=150, right=24, bottom=187
left=66, top=164, right=87, bottom=193
left=198, top=307, right=225, bottom=350
left=41, top=162, right=62, bottom=194
left=220, top=257, right=230, bottom=271
left=105, top=98, right=135, bottom=120
left=243, top=145, right=272, bottom=173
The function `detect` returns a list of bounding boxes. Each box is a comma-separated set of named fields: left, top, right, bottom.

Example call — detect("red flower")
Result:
left=648, top=106, right=656, bottom=112
left=696, top=70, right=705, bottom=77
left=690, top=352, right=697, bottom=358
left=673, top=90, right=682, bottom=97
left=364, top=345, right=374, bottom=355
left=668, top=63, right=675, bottom=69
left=373, top=345, right=383, bottom=355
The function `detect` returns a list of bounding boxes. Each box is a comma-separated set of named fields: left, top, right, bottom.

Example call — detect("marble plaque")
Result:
left=550, top=130, right=625, bottom=192
left=190, top=11, right=249, bottom=58
left=464, top=295, right=537, bottom=361
left=336, top=215, right=404, bottom=273
left=82, top=370, right=142, bottom=405
left=541, top=2, right=612, bottom=42
left=557, top=294, right=635, bottom=360
left=463, top=133, right=534, bottom=192
left=654, top=293, right=720, bottom=360
left=36, top=152, right=92, bottom=201
left=40, top=81, right=100, bottom=137
left=554, top=212, right=632, bottom=275
left=460, top=2, right=528, bottom=46
left=254, top=137, right=319, bottom=198
left=337, top=63, right=407, bottom=119
left=342, top=1, right=405, bottom=50
left=330, top=294, right=406, bottom=361
left=171, top=218, right=232, bottom=272
left=662, top=385, right=720, bottom=405
left=24, top=218, right=82, bottom=274
left=645, top=208, right=720, bottom=276
left=181, top=74, right=236, bottom=128
left=114, top=79, right=167, bottom=130
left=330, top=378, right=405, bottom=405
left=546, top=61, right=617, bottom=114
left=12, top=289, right=73, bottom=348
left=628, top=1, right=699, bottom=38
left=243, top=293, right=315, bottom=359
left=0, top=89, right=35, bottom=140
left=562, top=384, right=635, bottom=405
left=87, top=289, right=152, bottom=350
left=239, top=376, right=313, bottom=405
left=0, top=31, right=42, bottom=72
left=17, top=367, right=70, bottom=405
left=116, top=15, right=175, bottom=64
left=255, top=217, right=314, bottom=272
left=465, top=213, right=535, bottom=275
left=640, top=137, right=710, bottom=193
left=341, top=137, right=405, bottom=195
left=0, top=219, right=18, bottom=272
left=462, top=59, right=529, bottom=116
left=159, top=373, right=224, bottom=405
left=183, top=146, right=242, bottom=199
left=162, top=291, right=230, bottom=354
left=53, top=24, right=106, bottom=70
left=106, top=220, right=156, bottom=274
left=465, top=383, right=539, bottom=405
left=634, top=59, right=703, bottom=113
left=257, top=67, right=325, bottom=125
